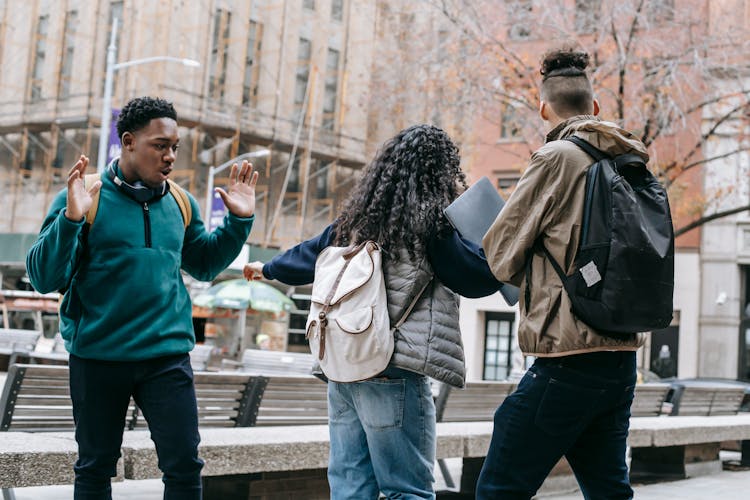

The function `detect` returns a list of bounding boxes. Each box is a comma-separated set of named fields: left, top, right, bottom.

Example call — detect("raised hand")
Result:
left=243, top=261, right=265, bottom=281
left=216, top=160, right=260, bottom=218
left=65, top=156, right=101, bottom=222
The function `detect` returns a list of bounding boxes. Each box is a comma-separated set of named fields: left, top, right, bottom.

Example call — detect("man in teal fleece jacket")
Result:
left=26, top=97, right=259, bottom=500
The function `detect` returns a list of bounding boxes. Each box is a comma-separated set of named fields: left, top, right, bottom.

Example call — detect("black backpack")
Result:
left=539, top=136, right=674, bottom=338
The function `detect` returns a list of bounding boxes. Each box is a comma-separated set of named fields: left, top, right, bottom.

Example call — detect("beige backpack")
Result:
left=305, top=241, right=427, bottom=383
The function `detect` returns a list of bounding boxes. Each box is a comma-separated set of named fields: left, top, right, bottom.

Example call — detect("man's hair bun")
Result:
left=541, top=49, right=590, bottom=80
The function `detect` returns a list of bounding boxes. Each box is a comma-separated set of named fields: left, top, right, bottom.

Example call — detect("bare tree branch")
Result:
left=681, top=146, right=750, bottom=173
left=675, top=204, right=750, bottom=237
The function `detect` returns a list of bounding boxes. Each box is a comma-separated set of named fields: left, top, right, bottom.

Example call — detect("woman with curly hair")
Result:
left=244, top=124, right=500, bottom=499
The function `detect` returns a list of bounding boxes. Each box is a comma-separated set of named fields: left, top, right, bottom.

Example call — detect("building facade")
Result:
left=0, top=0, right=376, bottom=248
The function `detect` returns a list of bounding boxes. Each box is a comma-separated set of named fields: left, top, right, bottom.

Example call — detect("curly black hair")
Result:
left=540, top=47, right=590, bottom=81
left=116, top=96, right=177, bottom=138
left=333, top=124, right=467, bottom=260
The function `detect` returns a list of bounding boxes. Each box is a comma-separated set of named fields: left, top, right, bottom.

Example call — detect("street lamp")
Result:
left=205, top=149, right=271, bottom=230
left=97, top=18, right=201, bottom=172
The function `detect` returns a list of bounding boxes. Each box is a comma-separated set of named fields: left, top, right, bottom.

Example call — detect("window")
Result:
left=22, top=142, right=36, bottom=174
left=294, top=37, right=312, bottom=119
left=500, top=104, right=521, bottom=139
left=59, top=10, right=78, bottom=98
left=483, top=312, right=515, bottom=380
left=209, top=9, right=232, bottom=102
left=495, top=174, right=520, bottom=199
left=101, top=1, right=123, bottom=95
left=322, top=48, right=340, bottom=130
left=287, top=156, right=301, bottom=192
left=312, top=160, right=329, bottom=199
left=647, top=0, right=675, bottom=24
left=506, top=0, right=532, bottom=40
left=30, top=15, right=49, bottom=100
left=242, top=20, right=263, bottom=106
left=303, top=0, right=315, bottom=10
left=331, top=0, right=344, bottom=21
left=575, top=0, right=601, bottom=33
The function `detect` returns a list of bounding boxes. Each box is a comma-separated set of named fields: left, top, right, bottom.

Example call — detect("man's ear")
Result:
left=539, top=101, right=549, bottom=121
left=121, top=132, right=134, bottom=151
left=592, top=99, right=600, bottom=116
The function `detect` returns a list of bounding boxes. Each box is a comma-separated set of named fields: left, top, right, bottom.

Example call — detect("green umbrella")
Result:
left=193, top=279, right=293, bottom=314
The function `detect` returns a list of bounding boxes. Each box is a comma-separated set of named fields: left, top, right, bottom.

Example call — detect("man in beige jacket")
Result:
left=476, top=48, right=645, bottom=499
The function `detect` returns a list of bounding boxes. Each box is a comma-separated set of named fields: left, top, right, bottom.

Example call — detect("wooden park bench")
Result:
left=632, top=383, right=672, bottom=416
left=221, top=348, right=315, bottom=376
left=434, top=381, right=671, bottom=491
left=629, top=383, right=748, bottom=482
left=242, top=375, right=328, bottom=427
left=0, top=364, right=257, bottom=432
left=668, top=383, right=746, bottom=416
left=434, top=380, right=517, bottom=489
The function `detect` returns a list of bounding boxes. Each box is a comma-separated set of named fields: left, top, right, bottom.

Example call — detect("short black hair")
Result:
left=540, top=47, right=594, bottom=118
left=116, top=96, right=177, bottom=138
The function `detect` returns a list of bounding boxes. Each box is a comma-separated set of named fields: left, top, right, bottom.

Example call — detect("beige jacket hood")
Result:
left=483, top=115, right=647, bottom=357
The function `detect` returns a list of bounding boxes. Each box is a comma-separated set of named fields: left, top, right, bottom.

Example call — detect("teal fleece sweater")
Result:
left=26, top=172, right=254, bottom=361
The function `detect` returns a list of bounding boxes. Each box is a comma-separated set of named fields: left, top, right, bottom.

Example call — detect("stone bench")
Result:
left=629, top=414, right=750, bottom=481
left=3, top=416, right=750, bottom=497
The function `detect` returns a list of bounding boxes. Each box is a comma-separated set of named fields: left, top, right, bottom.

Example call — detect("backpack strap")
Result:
left=167, top=180, right=192, bottom=228
left=312, top=241, right=373, bottom=361
left=565, top=136, right=609, bottom=162
left=537, top=242, right=577, bottom=298
left=84, top=176, right=192, bottom=228
left=83, top=173, right=102, bottom=225
left=392, top=276, right=433, bottom=330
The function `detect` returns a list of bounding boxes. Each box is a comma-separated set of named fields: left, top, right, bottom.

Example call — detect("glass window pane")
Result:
left=485, top=351, right=497, bottom=365
left=486, top=335, right=498, bottom=350
left=499, top=321, right=510, bottom=336
left=487, top=321, right=498, bottom=335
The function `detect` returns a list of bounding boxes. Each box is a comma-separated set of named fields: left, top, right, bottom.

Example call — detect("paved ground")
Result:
left=5, top=467, right=750, bottom=499
left=541, top=469, right=750, bottom=499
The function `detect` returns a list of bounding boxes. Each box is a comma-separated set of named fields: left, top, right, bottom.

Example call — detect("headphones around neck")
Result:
left=106, top=160, right=169, bottom=204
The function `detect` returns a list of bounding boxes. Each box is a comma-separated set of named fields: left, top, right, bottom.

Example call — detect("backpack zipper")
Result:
left=581, top=163, right=600, bottom=245
left=142, top=202, right=152, bottom=248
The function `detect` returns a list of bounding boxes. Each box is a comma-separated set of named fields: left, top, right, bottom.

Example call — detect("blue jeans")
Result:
left=476, top=351, right=636, bottom=500
left=327, top=366, right=436, bottom=499
left=69, top=353, right=204, bottom=500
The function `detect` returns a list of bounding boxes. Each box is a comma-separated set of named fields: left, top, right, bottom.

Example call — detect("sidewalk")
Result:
left=6, top=468, right=750, bottom=499
left=541, top=469, right=750, bottom=499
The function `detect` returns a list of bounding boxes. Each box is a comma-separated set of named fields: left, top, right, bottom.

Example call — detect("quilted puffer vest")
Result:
left=384, top=249, right=465, bottom=388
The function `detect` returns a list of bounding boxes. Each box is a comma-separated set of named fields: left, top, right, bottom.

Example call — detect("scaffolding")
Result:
left=0, top=0, right=372, bottom=249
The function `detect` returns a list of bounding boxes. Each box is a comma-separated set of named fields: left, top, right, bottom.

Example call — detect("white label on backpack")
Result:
left=580, top=261, right=602, bottom=287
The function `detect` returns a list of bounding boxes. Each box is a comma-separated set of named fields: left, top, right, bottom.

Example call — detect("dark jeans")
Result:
left=69, top=353, right=204, bottom=500
left=476, top=351, right=637, bottom=500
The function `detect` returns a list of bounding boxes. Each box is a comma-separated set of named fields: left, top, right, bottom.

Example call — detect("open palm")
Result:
left=65, top=155, right=101, bottom=222
left=216, top=160, right=260, bottom=218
